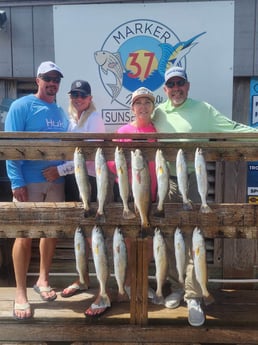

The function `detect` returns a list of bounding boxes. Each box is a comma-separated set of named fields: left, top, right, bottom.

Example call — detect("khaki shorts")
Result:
left=20, top=182, right=65, bottom=202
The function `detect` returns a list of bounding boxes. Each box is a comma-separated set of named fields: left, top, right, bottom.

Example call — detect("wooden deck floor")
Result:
left=0, top=287, right=258, bottom=344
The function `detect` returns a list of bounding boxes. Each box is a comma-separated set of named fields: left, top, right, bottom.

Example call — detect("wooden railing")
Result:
left=0, top=132, right=258, bottom=344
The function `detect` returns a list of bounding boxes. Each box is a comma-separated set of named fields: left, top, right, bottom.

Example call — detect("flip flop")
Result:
left=61, top=283, right=86, bottom=298
left=33, top=285, right=57, bottom=302
left=13, top=302, right=32, bottom=320
left=84, top=303, right=110, bottom=317
left=84, top=295, right=111, bottom=317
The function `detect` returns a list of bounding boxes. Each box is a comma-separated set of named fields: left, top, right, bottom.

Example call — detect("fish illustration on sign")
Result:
left=94, top=50, right=124, bottom=102
left=158, top=32, right=206, bottom=76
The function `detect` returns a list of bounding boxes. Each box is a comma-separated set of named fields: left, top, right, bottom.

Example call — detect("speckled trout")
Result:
left=153, top=227, right=168, bottom=305
left=176, top=149, right=193, bottom=211
left=91, top=225, right=111, bottom=308
left=131, top=149, right=151, bottom=228
left=113, top=227, right=127, bottom=299
left=74, top=147, right=91, bottom=217
left=74, top=227, right=89, bottom=288
left=192, top=227, right=214, bottom=305
left=174, top=227, right=186, bottom=284
left=194, top=147, right=212, bottom=213
left=95, top=147, right=109, bottom=221
left=154, top=149, right=169, bottom=217
left=114, top=146, right=135, bottom=219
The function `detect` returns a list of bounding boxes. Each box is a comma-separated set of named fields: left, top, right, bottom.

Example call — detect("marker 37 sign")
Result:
left=94, top=19, right=205, bottom=108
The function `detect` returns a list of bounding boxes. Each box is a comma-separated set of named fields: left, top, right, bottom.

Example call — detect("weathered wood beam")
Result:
left=0, top=202, right=257, bottom=238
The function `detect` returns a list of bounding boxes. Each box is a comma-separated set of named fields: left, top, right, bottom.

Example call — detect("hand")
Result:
left=42, top=166, right=60, bottom=182
left=13, top=186, right=28, bottom=202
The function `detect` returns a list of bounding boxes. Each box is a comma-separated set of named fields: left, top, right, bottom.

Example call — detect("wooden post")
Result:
left=130, top=236, right=149, bottom=325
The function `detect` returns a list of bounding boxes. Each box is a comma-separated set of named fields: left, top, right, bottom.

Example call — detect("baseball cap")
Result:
left=68, top=80, right=91, bottom=96
left=164, top=66, right=188, bottom=83
left=131, top=87, right=155, bottom=104
left=37, top=61, right=63, bottom=77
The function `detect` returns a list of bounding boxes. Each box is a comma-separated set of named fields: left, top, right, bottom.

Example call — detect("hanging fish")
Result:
left=153, top=227, right=168, bottom=305
left=91, top=225, right=111, bottom=309
left=176, top=149, right=193, bottom=211
left=74, top=226, right=89, bottom=288
left=154, top=149, right=169, bottom=217
left=192, top=227, right=214, bottom=305
left=174, top=227, right=186, bottom=284
left=194, top=147, right=212, bottom=213
left=114, top=146, right=135, bottom=219
left=95, top=147, right=109, bottom=221
left=113, top=227, right=127, bottom=299
left=74, top=147, right=92, bottom=217
left=131, top=149, right=151, bottom=229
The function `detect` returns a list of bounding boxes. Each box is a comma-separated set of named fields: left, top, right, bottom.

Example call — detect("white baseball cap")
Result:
left=164, top=66, right=187, bottom=83
left=37, top=61, right=63, bottom=77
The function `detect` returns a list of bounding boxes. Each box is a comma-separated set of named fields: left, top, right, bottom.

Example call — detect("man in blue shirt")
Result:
left=5, top=61, right=69, bottom=320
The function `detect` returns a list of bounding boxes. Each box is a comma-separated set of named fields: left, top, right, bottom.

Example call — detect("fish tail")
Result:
left=182, top=200, right=193, bottom=211
left=100, top=293, right=111, bottom=307
left=152, top=294, right=165, bottom=305
left=95, top=212, right=106, bottom=222
left=200, top=204, right=213, bottom=213
left=153, top=208, right=165, bottom=218
left=123, top=208, right=136, bottom=219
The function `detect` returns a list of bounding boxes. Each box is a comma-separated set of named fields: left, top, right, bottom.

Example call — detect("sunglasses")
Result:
left=39, top=75, right=61, bottom=83
left=70, top=92, right=88, bottom=99
left=166, top=79, right=186, bottom=88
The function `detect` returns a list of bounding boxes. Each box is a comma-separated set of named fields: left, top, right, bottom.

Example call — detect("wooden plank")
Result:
left=0, top=288, right=258, bottom=343
left=0, top=202, right=258, bottom=239
left=223, top=239, right=258, bottom=289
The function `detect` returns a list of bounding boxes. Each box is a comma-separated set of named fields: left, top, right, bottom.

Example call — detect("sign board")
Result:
left=247, top=78, right=258, bottom=203
left=53, top=1, right=234, bottom=132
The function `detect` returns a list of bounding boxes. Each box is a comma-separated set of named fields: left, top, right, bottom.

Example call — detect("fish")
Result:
left=152, top=227, right=168, bottom=305
left=154, top=149, right=170, bottom=217
left=174, top=227, right=186, bottom=284
left=91, top=225, right=111, bottom=308
left=74, top=226, right=89, bottom=288
left=94, top=50, right=123, bottom=102
left=114, top=146, right=135, bottom=219
left=113, top=227, right=127, bottom=299
left=176, top=149, right=193, bottom=210
left=192, top=227, right=214, bottom=305
left=95, top=147, right=109, bottom=221
left=158, top=32, right=206, bottom=76
left=131, top=149, right=151, bottom=228
left=74, top=147, right=92, bottom=217
left=194, top=147, right=212, bottom=213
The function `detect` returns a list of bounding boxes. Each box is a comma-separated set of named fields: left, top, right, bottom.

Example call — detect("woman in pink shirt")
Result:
left=110, top=87, right=157, bottom=202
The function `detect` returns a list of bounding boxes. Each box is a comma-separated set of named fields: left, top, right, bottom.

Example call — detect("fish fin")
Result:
left=123, top=208, right=136, bottom=219
left=200, top=204, right=213, bottom=213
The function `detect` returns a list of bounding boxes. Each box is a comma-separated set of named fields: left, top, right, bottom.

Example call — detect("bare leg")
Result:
left=13, top=238, right=32, bottom=319
left=34, top=238, right=57, bottom=300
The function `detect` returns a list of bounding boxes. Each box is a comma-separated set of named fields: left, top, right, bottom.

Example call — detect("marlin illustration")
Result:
left=94, top=50, right=124, bottom=102
left=158, top=31, right=206, bottom=76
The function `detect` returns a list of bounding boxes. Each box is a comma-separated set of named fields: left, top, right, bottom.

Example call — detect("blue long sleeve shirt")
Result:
left=5, top=94, right=69, bottom=189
